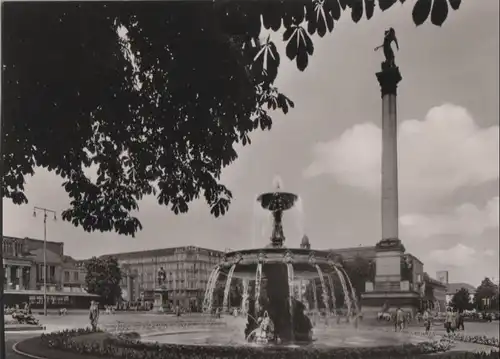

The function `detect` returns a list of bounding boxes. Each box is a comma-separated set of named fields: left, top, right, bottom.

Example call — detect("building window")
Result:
left=73, top=272, right=79, bottom=282
left=64, top=271, right=70, bottom=282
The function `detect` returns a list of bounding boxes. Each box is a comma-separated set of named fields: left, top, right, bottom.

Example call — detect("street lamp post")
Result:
left=33, top=207, right=57, bottom=316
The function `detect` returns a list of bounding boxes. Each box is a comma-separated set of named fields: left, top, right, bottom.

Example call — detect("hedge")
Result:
left=33, top=328, right=487, bottom=359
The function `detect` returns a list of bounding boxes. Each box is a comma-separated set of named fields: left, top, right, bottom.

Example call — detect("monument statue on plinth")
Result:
left=153, top=267, right=168, bottom=313
left=374, top=27, right=399, bottom=70
left=361, top=29, right=419, bottom=317
left=157, top=267, right=166, bottom=287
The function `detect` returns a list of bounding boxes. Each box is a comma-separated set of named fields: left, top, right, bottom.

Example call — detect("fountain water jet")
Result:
left=202, top=266, right=221, bottom=314
left=222, top=264, right=236, bottom=313
left=333, top=265, right=352, bottom=317
left=241, top=279, right=249, bottom=315
left=340, top=266, right=359, bottom=313
left=315, top=264, right=331, bottom=315
left=254, top=261, right=263, bottom=314
left=327, top=274, right=337, bottom=313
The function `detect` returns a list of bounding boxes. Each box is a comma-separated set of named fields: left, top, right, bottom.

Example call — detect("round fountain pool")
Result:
left=142, top=322, right=429, bottom=348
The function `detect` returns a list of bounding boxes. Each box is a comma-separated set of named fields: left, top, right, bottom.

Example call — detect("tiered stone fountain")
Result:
left=201, top=181, right=359, bottom=344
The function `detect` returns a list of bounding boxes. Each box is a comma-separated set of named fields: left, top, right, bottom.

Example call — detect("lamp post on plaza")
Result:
left=33, top=206, right=57, bottom=316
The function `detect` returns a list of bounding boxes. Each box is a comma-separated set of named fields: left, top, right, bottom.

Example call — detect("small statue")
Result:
left=308, top=252, right=317, bottom=266
left=157, top=267, right=166, bottom=286
left=283, top=250, right=294, bottom=264
left=374, top=27, right=399, bottom=69
left=247, top=310, right=275, bottom=344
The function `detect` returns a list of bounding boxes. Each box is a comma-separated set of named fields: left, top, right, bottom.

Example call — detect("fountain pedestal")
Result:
left=361, top=65, right=420, bottom=317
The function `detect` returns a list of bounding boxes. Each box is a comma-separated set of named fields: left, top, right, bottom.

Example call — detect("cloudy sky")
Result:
left=4, top=1, right=499, bottom=286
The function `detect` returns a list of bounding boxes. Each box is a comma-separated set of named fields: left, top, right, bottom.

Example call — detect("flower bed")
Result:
left=35, top=328, right=472, bottom=359
left=444, top=334, right=500, bottom=348
left=107, top=320, right=226, bottom=335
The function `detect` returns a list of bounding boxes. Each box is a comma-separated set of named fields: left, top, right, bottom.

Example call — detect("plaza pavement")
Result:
left=5, top=313, right=499, bottom=358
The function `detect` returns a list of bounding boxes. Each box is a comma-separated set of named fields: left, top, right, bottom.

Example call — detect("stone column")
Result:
left=134, top=276, right=140, bottom=302
left=18, top=267, right=24, bottom=289
left=373, top=65, right=406, bottom=291
left=376, top=66, right=402, bottom=242
left=29, top=265, right=37, bottom=290
left=6, top=265, right=11, bottom=290
left=127, top=275, right=132, bottom=301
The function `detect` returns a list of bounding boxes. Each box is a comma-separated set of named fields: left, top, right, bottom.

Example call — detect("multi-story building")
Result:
left=2, top=236, right=97, bottom=308
left=3, top=236, right=64, bottom=291
left=101, top=246, right=224, bottom=310
left=61, top=256, right=87, bottom=292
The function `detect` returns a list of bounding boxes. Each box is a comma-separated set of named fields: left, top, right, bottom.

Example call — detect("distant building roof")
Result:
left=3, top=235, right=63, bottom=246
left=424, top=272, right=447, bottom=289
left=446, top=282, right=476, bottom=294
left=30, top=248, right=63, bottom=264
left=329, top=246, right=377, bottom=260
left=327, top=246, right=423, bottom=265
left=100, top=245, right=224, bottom=260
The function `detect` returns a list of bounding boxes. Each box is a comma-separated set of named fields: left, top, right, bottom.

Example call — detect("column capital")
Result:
left=376, top=238, right=405, bottom=253
left=376, top=66, right=402, bottom=97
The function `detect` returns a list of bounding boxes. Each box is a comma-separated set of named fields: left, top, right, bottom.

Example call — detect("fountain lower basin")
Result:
left=142, top=324, right=429, bottom=348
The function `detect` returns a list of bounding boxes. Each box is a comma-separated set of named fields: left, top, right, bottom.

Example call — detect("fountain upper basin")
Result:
left=257, top=192, right=298, bottom=211
left=219, top=247, right=343, bottom=280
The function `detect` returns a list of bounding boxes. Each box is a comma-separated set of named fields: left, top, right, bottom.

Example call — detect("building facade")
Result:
left=3, top=236, right=65, bottom=291
left=2, top=236, right=96, bottom=308
left=61, top=256, right=87, bottom=292
left=330, top=246, right=445, bottom=313
left=422, top=273, right=447, bottom=312
left=102, top=246, right=224, bottom=310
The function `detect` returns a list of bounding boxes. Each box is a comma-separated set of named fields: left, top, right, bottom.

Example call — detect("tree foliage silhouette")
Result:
left=84, top=256, right=122, bottom=305
left=2, top=1, right=462, bottom=236
left=474, top=277, right=499, bottom=311
left=450, top=288, right=472, bottom=313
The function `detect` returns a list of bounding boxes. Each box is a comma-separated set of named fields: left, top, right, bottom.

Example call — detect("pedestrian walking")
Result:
left=457, top=311, right=465, bottom=331
left=423, top=309, right=431, bottom=333
left=395, top=308, right=404, bottom=332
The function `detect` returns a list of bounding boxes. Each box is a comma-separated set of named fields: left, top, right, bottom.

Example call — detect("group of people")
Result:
left=444, top=308, right=465, bottom=334
left=415, top=308, right=469, bottom=334
left=393, top=308, right=411, bottom=332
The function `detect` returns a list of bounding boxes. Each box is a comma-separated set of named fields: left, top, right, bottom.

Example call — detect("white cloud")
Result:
left=401, top=196, right=499, bottom=238
left=304, top=104, right=499, bottom=198
left=428, top=243, right=495, bottom=268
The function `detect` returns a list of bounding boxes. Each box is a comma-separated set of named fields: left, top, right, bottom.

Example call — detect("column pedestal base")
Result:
left=153, top=287, right=169, bottom=312
left=361, top=291, right=420, bottom=317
